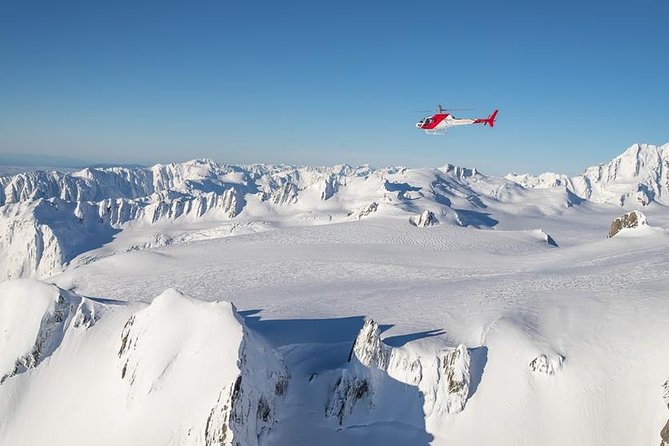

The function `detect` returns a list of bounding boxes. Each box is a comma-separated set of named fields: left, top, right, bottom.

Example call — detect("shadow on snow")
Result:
left=240, top=311, right=435, bottom=446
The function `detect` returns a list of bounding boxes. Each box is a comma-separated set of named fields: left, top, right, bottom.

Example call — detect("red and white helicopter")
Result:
left=416, top=105, right=499, bottom=134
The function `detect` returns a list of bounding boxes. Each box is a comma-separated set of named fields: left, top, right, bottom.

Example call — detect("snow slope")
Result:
left=1, top=214, right=665, bottom=445
left=0, top=280, right=288, bottom=446
left=1, top=144, right=669, bottom=445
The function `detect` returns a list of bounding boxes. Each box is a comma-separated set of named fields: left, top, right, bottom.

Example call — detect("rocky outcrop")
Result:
left=608, top=210, right=647, bottom=238
left=320, top=173, right=341, bottom=200
left=662, top=380, right=669, bottom=446
left=545, top=233, right=558, bottom=247
left=532, top=229, right=559, bottom=247
left=204, top=346, right=289, bottom=446
left=348, top=319, right=390, bottom=368
left=529, top=354, right=563, bottom=375
left=325, top=370, right=371, bottom=425
left=268, top=182, right=299, bottom=205
left=434, top=345, right=471, bottom=414
left=326, top=319, right=471, bottom=427
left=349, top=202, right=378, bottom=220
left=410, top=210, right=438, bottom=227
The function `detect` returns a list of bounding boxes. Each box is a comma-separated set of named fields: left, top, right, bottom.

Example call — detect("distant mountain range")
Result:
left=0, top=143, right=666, bottom=281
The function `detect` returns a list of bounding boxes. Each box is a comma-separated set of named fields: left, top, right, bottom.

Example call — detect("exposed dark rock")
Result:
left=660, top=380, right=669, bottom=446
left=608, top=210, right=647, bottom=238
left=437, top=344, right=471, bottom=413
left=545, top=234, right=559, bottom=247
left=275, top=377, right=288, bottom=396
left=348, top=202, right=378, bottom=220
left=410, top=210, right=438, bottom=227
left=529, top=354, right=564, bottom=375
left=533, top=230, right=559, bottom=247
left=118, top=316, right=135, bottom=357
left=269, top=182, right=299, bottom=205
left=325, top=374, right=370, bottom=425
left=661, top=418, right=669, bottom=445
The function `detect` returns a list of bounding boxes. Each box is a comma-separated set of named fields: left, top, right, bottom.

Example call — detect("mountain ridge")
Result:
left=0, top=143, right=666, bottom=281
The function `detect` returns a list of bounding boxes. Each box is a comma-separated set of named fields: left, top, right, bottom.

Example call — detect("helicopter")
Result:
left=416, top=105, right=498, bottom=134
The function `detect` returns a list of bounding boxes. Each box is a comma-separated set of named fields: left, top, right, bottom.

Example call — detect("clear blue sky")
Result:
left=1, top=0, right=668, bottom=175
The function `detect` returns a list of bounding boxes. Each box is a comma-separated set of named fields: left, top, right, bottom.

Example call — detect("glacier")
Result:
left=1, top=143, right=669, bottom=445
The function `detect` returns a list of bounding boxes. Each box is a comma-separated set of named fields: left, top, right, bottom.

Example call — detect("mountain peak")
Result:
left=509, top=142, right=669, bottom=206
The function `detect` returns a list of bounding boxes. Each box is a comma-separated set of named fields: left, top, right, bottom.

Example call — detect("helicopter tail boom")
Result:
left=475, top=110, right=499, bottom=127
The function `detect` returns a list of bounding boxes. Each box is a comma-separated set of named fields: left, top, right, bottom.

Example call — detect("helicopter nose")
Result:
left=416, top=122, right=423, bottom=128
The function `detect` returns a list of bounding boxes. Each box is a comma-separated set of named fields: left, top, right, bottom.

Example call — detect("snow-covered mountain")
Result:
left=0, top=160, right=505, bottom=281
left=1, top=140, right=669, bottom=445
left=507, top=143, right=669, bottom=206
left=0, top=280, right=288, bottom=446
left=0, top=143, right=667, bottom=282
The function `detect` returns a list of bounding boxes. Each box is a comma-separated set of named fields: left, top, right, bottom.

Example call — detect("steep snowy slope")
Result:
left=0, top=280, right=288, bottom=446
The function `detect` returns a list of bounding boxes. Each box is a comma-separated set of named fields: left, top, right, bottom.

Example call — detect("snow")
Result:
left=1, top=143, right=669, bottom=445
left=0, top=285, right=287, bottom=446
left=0, top=280, right=62, bottom=380
left=508, top=142, right=669, bottom=206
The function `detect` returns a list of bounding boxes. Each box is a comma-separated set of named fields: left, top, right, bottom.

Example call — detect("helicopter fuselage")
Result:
left=416, top=113, right=476, bottom=133
left=416, top=109, right=498, bottom=134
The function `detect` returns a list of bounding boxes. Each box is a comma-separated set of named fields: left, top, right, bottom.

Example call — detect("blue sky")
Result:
left=1, top=1, right=668, bottom=175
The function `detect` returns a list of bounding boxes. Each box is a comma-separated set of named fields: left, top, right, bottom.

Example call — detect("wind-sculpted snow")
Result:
left=0, top=282, right=288, bottom=446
